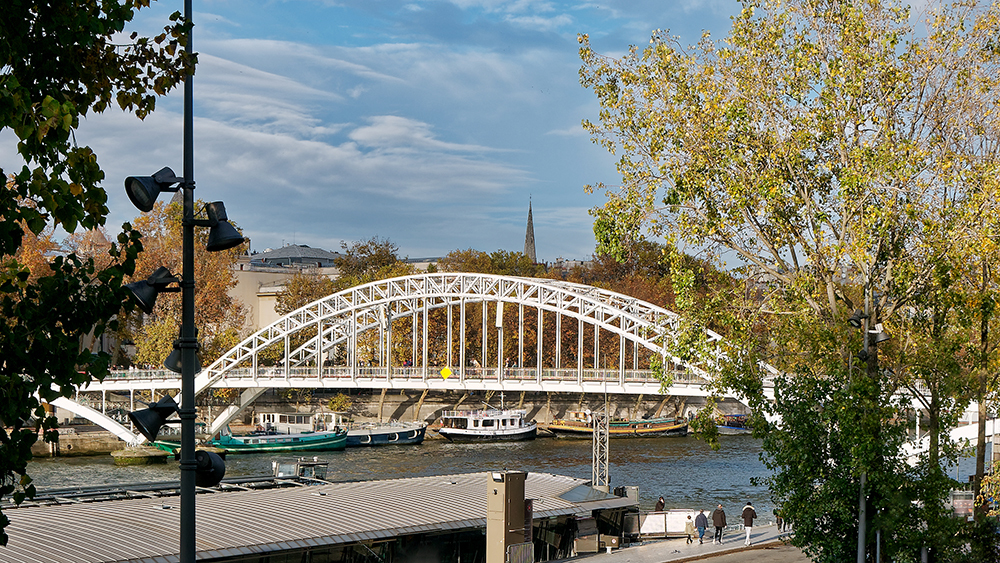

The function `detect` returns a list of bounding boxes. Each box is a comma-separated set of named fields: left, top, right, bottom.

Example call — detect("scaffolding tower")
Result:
left=591, top=405, right=609, bottom=490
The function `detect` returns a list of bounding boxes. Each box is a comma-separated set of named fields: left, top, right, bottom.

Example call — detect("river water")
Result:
left=26, top=432, right=987, bottom=525
left=26, top=435, right=777, bottom=520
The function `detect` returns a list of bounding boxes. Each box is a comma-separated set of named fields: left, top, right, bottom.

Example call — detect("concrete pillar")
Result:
left=486, top=471, right=529, bottom=563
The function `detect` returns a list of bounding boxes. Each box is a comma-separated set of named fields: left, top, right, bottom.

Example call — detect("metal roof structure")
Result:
left=250, top=244, right=342, bottom=267
left=2, top=471, right=635, bottom=563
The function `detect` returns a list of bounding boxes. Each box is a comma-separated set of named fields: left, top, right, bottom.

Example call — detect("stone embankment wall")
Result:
left=29, top=427, right=125, bottom=458
left=31, top=391, right=751, bottom=457
left=244, top=390, right=747, bottom=426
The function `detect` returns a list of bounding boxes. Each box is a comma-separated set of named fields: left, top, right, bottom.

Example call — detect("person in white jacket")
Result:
left=741, top=501, right=757, bottom=546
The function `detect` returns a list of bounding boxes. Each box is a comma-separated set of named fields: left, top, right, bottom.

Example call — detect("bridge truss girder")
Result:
left=195, top=273, right=721, bottom=393
left=72, top=273, right=734, bottom=443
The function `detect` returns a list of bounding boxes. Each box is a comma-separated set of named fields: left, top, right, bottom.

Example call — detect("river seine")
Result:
left=26, top=435, right=779, bottom=521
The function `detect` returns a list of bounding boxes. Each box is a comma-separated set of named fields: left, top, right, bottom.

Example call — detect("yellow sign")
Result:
left=441, top=367, right=452, bottom=379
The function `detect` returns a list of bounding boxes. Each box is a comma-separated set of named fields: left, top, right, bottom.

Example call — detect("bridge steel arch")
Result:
left=72, top=273, right=736, bottom=441
left=196, top=273, right=720, bottom=384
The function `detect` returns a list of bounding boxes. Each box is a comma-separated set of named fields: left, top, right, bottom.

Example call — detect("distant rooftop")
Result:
left=250, top=244, right=342, bottom=268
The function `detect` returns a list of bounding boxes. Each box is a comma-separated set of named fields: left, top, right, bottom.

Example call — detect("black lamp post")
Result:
left=847, top=292, right=890, bottom=563
left=124, top=2, right=244, bottom=562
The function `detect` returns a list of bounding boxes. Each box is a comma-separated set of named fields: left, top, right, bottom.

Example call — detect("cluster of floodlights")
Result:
left=125, top=167, right=244, bottom=251
left=847, top=309, right=891, bottom=362
left=124, top=166, right=242, bottom=487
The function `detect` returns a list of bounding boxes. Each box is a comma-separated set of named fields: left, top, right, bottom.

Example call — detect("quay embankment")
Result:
left=28, top=426, right=124, bottom=457
left=27, top=421, right=548, bottom=457
left=34, top=389, right=751, bottom=456
left=567, top=527, right=804, bottom=563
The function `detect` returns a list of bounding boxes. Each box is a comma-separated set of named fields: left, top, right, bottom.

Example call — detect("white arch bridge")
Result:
left=54, top=273, right=761, bottom=445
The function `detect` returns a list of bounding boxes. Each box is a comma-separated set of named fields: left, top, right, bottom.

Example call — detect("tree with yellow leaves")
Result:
left=580, top=0, right=1000, bottom=559
left=127, top=200, right=248, bottom=368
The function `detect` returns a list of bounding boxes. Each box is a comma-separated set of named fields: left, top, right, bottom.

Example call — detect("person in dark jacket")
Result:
left=694, top=510, right=709, bottom=544
left=654, top=496, right=665, bottom=512
left=741, top=501, right=757, bottom=546
left=711, top=504, right=726, bottom=544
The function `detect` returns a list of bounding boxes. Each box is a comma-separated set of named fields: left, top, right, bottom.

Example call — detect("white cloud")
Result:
left=202, top=38, right=406, bottom=86
left=2, top=0, right=735, bottom=262
left=504, top=13, right=574, bottom=32
left=348, top=116, right=500, bottom=153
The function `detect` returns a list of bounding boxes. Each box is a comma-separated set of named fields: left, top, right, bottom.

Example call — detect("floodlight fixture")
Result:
left=164, top=336, right=201, bottom=374
left=164, top=328, right=201, bottom=374
left=202, top=201, right=245, bottom=252
left=125, top=266, right=180, bottom=314
left=195, top=450, right=227, bottom=487
left=127, top=395, right=180, bottom=442
left=125, top=167, right=183, bottom=212
left=847, top=309, right=869, bottom=329
left=868, top=323, right=892, bottom=344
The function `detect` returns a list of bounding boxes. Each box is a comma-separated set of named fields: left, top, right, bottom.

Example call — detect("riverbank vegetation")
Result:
left=0, top=0, right=193, bottom=544
left=579, top=0, right=1000, bottom=560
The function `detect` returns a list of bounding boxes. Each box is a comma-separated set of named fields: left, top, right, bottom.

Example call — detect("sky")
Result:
left=3, top=0, right=740, bottom=262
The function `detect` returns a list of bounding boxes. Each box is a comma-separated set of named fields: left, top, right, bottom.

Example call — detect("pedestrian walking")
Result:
left=654, top=496, right=665, bottom=512
left=775, top=507, right=783, bottom=533
left=684, top=515, right=695, bottom=544
left=695, top=510, right=708, bottom=544
left=712, top=503, right=726, bottom=544
left=742, top=501, right=757, bottom=546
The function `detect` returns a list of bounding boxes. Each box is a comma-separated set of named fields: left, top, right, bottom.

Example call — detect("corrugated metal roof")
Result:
left=2, top=472, right=633, bottom=563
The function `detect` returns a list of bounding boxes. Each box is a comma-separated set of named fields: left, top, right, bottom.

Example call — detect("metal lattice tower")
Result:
left=592, top=405, right=609, bottom=490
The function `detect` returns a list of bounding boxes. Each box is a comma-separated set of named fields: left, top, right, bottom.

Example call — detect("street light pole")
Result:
left=124, top=5, right=242, bottom=558
left=179, top=0, right=197, bottom=560
left=857, top=290, right=869, bottom=563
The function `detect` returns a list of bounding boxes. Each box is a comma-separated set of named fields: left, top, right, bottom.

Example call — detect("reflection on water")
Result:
left=25, top=435, right=775, bottom=520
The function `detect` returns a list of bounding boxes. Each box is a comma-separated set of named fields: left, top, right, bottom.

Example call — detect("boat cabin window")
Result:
left=278, top=414, right=310, bottom=425
left=482, top=420, right=494, bottom=427
left=442, top=417, right=468, bottom=429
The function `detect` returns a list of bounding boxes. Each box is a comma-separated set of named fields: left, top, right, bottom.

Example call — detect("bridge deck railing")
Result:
left=99, top=367, right=708, bottom=387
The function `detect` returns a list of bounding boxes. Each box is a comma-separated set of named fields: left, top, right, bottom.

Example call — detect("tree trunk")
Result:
left=928, top=391, right=940, bottom=469
left=974, top=268, right=990, bottom=522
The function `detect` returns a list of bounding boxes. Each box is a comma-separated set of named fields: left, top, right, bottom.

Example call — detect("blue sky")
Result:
left=4, top=0, right=739, bottom=261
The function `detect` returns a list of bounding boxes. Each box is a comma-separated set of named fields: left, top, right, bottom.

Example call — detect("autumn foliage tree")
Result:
left=275, top=273, right=337, bottom=316
left=0, top=0, right=192, bottom=545
left=580, top=0, right=1000, bottom=559
left=127, top=200, right=248, bottom=368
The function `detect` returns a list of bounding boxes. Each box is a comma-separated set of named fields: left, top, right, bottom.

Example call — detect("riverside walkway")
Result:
left=572, top=526, right=800, bottom=563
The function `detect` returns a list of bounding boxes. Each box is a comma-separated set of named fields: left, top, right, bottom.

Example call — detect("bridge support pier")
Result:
left=654, top=396, right=669, bottom=418
left=414, top=389, right=428, bottom=422
left=633, top=394, right=644, bottom=420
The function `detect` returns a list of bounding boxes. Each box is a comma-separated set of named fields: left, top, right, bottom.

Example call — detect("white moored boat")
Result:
left=437, top=408, right=537, bottom=442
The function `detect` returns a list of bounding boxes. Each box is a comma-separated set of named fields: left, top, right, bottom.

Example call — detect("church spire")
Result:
left=523, top=199, right=536, bottom=263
